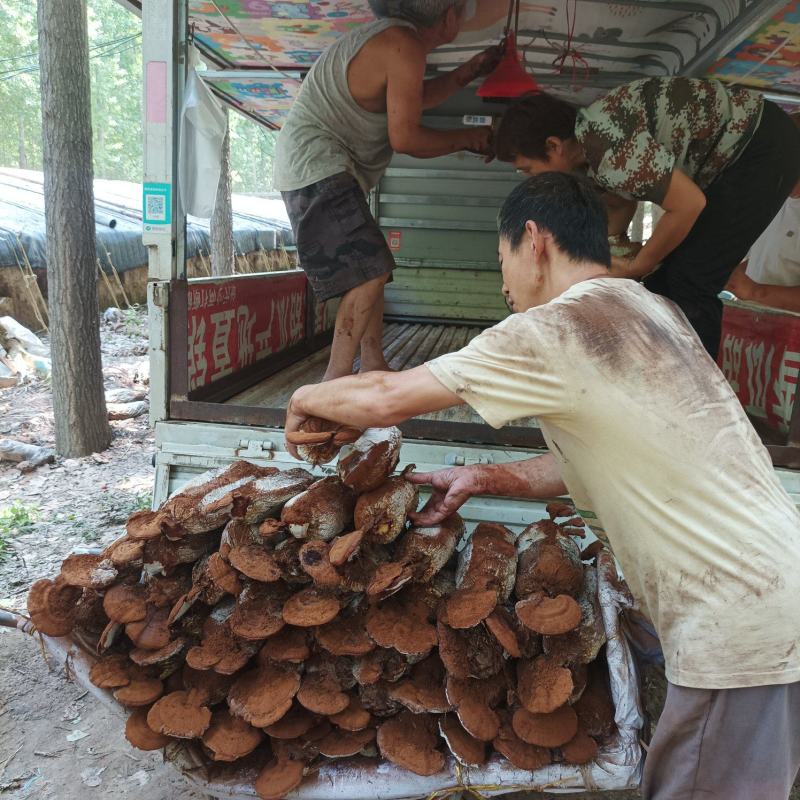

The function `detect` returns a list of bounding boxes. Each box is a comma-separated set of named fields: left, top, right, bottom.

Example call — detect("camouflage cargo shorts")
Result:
left=281, top=172, right=395, bottom=301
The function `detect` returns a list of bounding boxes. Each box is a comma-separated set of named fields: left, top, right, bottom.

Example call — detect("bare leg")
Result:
left=359, top=291, right=391, bottom=373
left=323, top=274, right=389, bottom=381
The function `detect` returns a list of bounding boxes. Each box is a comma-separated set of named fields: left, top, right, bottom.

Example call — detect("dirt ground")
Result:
left=0, top=308, right=797, bottom=799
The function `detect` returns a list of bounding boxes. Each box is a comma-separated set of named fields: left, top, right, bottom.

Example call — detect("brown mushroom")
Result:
left=254, top=741, right=308, bottom=800
left=124, top=707, right=172, bottom=751
left=125, top=605, right=172, bottom=651
left=515, top=593, right=582, bottom=635
left=298, top=540, right=341, bottom=588
left=280, top=476, right=355, bottom=541
left=444, top=588, right=499, bottom=630
left=484, top=606, right=522, bottom=658
left=439, top=714, right=487, bottom=767
left=230, top=582, right=288, bottom=640
left=263, top=705, right=318, bottom=739
left=228, top=664, right=300, bottom=727
left=282, top=587, right=340, bottom=628
left=360, top=647, right=411, bottom=686
left=146, top=688, right=212, bottom=738
left=182, top=664, right=235, bottom=706
left=445, top=674, right=505, bottom=742
left=376, top=710, right=444, bottom=776
left=258, top=626, right=310, bottom=664
left=113, top=668, right=164, bottom=708
left=89, top=653, right=131, bottom=689
left=126, top=509, right=168, bottom=541
left=104, top=536, right=146, bottom=568
left=186, top=606, right=258, bottom=674
left=493, top=716, right=552, bottom=770
left=102, top=583, right=148, bottom=624
left=316, top=611, right=375, bottom=657
left=206, top=551, right=243, bottom=596
left=201, top=708, right=264, bottom=761
left=446, top=522, right=516, bottom=628
left=366, top=593, right=437, bottom=657
left=329, top=695, right=372, bottom=732
left=328, top=529, right=364, bottom=567
left=543, top=566, right=606, bottom=665
left=515, top=521, right=584, bottom=599
left=512, top=705, right=578, bottom=748
left=291, top=416, right=344, bottom=466
left=129, top=637, right=187, bottom=671
left=27, top=577, right=81, bottom=636
left=354, top=474, right=418, bottom=544
left=228, top=544, right=282, bottom=583
left=60, top=553, right=118, bottom=589
left=296, top=672, right=349, bottom=716
left=560, top=728, right=599, bottom=764
left=516, top=656, right=574, bottom=714
left=317, top=727, right=376, bottom=758
left=388, top=654, right=452, bottom=714
left=337, top=427, right=402, bottom=494
left=97, top=620, right=123, bottom=654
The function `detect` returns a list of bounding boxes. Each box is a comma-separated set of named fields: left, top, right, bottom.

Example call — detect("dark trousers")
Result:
left=644, top=101, right=800, bottom=359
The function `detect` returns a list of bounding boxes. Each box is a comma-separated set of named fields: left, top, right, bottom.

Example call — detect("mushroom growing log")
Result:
left=281, top=477, right=355, bottom=541
left=337, top=427, right=402, bottom=494
left=446, top=522, right=516, bottom=629
left=354, top=470, right=418, bottom=544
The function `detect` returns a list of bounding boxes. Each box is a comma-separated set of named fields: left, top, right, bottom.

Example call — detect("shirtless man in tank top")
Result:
left=274, top=0, right=501, bottom=380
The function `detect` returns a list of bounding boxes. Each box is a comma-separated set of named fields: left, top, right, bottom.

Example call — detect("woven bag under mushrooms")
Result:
left=281, top=476, right=355, bottom=541
left=337, top=427, right=402, bottom=493
left=446, top=522, right=516, bottom=629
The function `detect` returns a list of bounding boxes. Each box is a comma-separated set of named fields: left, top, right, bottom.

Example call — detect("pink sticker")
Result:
left=146, top=61, right=167, bottom=124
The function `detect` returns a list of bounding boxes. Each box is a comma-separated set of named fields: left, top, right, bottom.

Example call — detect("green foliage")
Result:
left=0, top=501, right=40, bottom=559
left=0, top=0, right=276, bottom=189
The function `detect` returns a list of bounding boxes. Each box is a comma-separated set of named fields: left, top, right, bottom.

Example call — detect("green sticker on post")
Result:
left=142, top=182, right=171, bottom=226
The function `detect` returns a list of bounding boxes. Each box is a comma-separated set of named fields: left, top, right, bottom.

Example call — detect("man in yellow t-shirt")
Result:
left=285, top=172, right=800, bottom=799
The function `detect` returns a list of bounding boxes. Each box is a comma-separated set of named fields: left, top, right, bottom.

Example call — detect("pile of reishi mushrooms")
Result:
left=28, top=422, right=617, bottom=799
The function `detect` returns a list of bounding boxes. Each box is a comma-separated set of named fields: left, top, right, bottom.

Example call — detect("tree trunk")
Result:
left=211, top=112, right=234, bottom=276
left=18, top=114, right=27, bottom=170
left=37, top=0, right=111, bottom=457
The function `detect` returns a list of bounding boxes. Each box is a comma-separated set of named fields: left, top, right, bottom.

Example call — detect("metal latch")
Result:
left=236, top=439, right=275, bottom=459
left=444, top=452, right=494, bottom=466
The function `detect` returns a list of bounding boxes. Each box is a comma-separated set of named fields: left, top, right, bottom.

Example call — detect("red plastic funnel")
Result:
left=477, top=32, right=539, bottom=100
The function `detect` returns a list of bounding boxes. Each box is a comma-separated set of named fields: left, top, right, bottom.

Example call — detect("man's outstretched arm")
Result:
left=409, top=453, right=567, bottom=525
left=285, top=366, right=463, bottom=458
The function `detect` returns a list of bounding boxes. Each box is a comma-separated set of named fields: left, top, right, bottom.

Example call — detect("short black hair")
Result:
left=495, top=93, right=578, bottom=162
left=498, top=172, right=611, bottom=267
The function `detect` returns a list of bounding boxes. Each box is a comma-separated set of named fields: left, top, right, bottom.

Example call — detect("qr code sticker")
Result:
left=146, top=193, right=166, bottom=221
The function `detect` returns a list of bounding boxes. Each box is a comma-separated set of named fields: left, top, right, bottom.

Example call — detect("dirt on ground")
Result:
left=0, top=308, right=797, bottom=800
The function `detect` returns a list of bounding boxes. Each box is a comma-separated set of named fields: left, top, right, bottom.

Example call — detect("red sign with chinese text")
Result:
left=187, top=273, right=307, bottom=391
left=718, top=302, right=800, bottom=434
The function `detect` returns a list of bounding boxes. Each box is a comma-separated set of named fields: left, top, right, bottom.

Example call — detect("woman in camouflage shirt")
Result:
left=494, top=77, right=800, bottom=358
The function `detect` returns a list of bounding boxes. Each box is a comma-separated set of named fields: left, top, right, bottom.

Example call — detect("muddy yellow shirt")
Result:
left=426, top=277, right=800, bottom=690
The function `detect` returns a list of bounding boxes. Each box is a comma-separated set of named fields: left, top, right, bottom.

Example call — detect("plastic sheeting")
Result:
left=179, top=63, right=229, bottom=219
left=0, top=169, right=293, bottom=274
left=40, top=549, right=644, bottom=799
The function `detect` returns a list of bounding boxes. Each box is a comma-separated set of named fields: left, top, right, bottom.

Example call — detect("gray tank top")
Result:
left=273, top=18, right=416, bottom=194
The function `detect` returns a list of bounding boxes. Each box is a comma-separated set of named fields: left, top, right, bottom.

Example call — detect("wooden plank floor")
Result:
left=227, top=322, right=540, bottom=429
